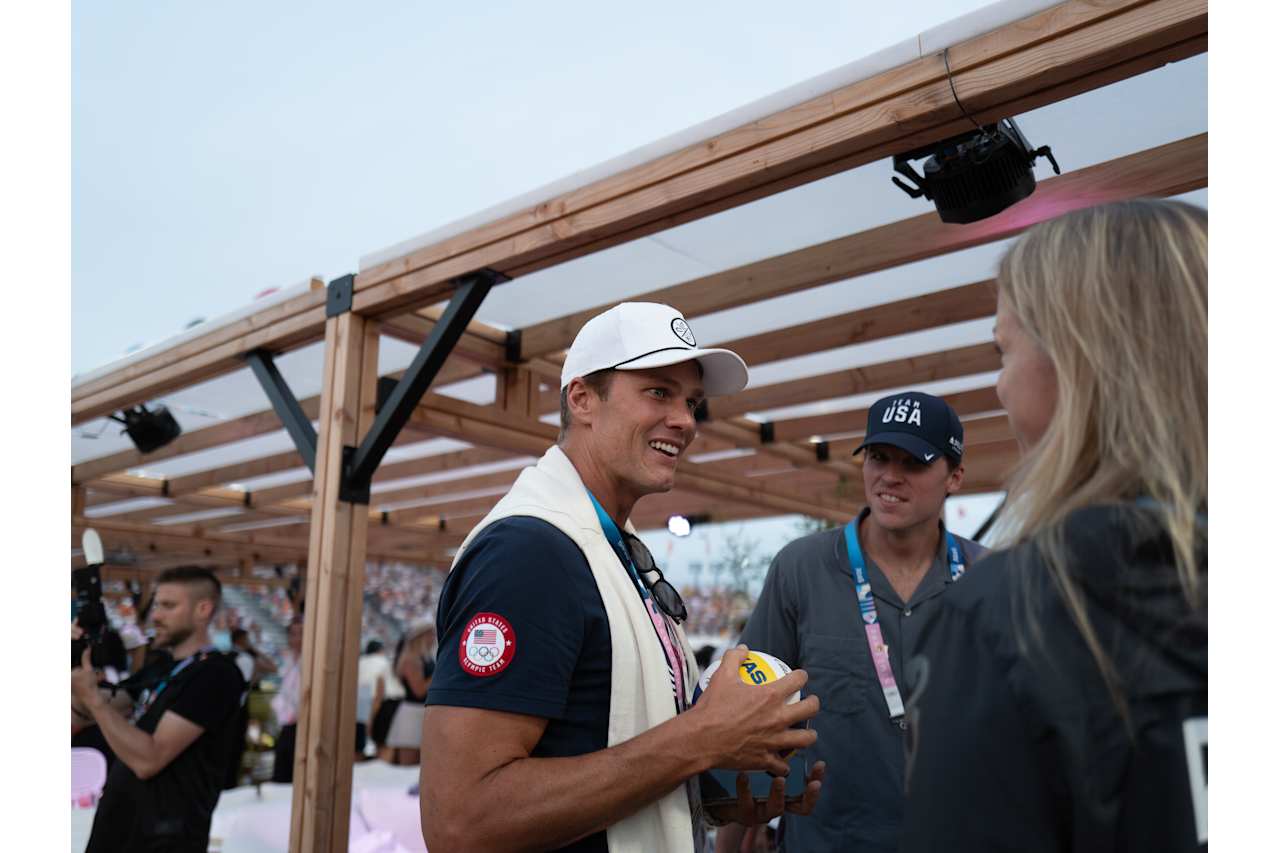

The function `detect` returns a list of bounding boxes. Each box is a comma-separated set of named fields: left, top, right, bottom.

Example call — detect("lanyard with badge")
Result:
left=843, top=521, right=966, bottom=723
left=132, top=646, right=218, bottom=722
left=587, top=491, right=689, bottom=711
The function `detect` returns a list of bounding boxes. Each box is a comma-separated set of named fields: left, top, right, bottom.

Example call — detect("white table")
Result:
left=71, top=761, right=426, bottom=853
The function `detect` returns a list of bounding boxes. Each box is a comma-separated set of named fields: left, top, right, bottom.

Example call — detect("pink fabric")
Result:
left=644, top=599, right=687, bottom=709
left=71, top=747, right=108, bottom=808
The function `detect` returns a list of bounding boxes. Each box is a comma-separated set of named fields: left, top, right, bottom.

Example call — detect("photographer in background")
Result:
left=72, top=566, right=246, bottom=853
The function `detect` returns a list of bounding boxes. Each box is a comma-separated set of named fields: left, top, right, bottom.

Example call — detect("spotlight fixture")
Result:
left=891, top=117, right=1060, bottom=224
left=109, top=404, right=182, bottom=453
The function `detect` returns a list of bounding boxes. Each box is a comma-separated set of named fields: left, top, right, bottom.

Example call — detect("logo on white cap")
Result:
left=671, top=318, right=696, bottom=347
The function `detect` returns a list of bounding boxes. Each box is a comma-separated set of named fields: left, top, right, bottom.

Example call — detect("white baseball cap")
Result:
left=560, top=303, right=749, bottom=396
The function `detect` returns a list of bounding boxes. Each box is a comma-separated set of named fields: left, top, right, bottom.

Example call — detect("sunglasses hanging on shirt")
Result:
left=621, top=532, right=688, bottom=624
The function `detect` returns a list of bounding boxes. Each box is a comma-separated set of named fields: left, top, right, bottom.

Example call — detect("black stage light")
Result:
left=110, top=404, right=182, bottom=453
left=891, top=117, right=1060, bottom=224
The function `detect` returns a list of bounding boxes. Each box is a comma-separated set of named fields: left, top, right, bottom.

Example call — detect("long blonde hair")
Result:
left=994, top=198, right=1207, bottom=710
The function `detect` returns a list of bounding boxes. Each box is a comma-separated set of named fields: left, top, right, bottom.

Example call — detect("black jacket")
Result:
left=901, top=504, right=1207, bottom=853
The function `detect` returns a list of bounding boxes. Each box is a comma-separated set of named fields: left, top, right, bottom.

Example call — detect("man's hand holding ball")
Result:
left=688, top=646, right=825, bottom=826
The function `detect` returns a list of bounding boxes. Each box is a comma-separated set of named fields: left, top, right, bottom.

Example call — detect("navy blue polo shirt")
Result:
left=427, top=516, right=612, bottom=852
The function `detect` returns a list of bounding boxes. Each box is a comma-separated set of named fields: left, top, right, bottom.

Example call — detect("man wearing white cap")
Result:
left=420, top=303, right=822, bottom=853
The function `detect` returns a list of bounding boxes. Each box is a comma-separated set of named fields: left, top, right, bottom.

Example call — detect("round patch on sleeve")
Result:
left=458, top=612, right=516, bottom=677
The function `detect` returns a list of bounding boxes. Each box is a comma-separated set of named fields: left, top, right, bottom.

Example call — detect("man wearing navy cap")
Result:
left=725, top=391, right=988, bottom=853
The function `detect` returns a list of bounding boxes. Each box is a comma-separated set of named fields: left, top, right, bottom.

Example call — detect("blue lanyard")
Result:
left=843, top=522, right=967, bottom=616
left=586, top=491, right=650, bottom=601
left=139, top=646, right=217, bottom=716
left=843, top=520, right=966, bottom=721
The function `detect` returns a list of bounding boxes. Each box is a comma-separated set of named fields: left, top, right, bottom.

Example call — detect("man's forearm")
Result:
left=429, top=711, right=714, bottom=852
left=87, top=699, right=164, bottom=779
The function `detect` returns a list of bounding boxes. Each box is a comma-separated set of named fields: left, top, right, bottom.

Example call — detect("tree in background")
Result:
left=791, top=514, right=840, bottom=540
left=711, top=527, right=770, bottom=596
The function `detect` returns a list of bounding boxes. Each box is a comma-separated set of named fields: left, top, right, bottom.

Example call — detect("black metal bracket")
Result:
left=327, top=274, right=355, bottom=317
left=338, top=445, right=369, bottom=504
left=245, top=349, right=319, bottom=474
left=338, top=268, right=505, bottom=504
left=505, top=329, right=523, bottom=364
left=375, top=376, right=400, bottom=414
left=694, top=400, right=710, bottom=423
left=759, top=421, right=775, bottom=444
left=815, top=441, right=830, bottom=462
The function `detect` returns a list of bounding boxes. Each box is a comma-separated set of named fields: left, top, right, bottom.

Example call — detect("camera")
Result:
left=72, top=529, right=124, bottom=671
left=72, top=563, right=118, bottom=669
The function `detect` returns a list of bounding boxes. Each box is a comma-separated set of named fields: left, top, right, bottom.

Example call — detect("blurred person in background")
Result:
left=270, top=615, right=304, bottom=784
left=371, top=623, right=436, bottom=764
left=356, top=639, right=392, bottom=758
left=73, top=567, right=245, bottom=853
left=224, top=627, right=275, bottom=788
left=900, top=200, right=1208, bottom=852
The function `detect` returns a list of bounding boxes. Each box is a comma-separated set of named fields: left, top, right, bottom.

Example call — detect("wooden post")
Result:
left=72, top=484, right=86, bottom=519
left=496, top=366, right=537, bottom=419
left=288, top=311, right=380, bottom=853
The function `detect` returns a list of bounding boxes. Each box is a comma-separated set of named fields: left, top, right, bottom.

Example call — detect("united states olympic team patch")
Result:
left=459, top=612, right=516, bottom=677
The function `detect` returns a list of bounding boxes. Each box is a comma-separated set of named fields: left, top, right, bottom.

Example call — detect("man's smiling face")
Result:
left=581, top=361, right=704, bottom=503
left=861, top=444, right=961, bottom=534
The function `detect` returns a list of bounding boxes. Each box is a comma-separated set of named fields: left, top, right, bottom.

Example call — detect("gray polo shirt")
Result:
left=739, top=510, right=986, bottom=853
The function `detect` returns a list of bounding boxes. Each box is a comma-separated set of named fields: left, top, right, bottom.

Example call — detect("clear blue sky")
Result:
left=71, top=0, right=990, bottom=375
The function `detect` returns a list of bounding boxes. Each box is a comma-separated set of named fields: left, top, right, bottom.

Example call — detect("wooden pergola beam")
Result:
left=717, top=280, right=997, bottom=369
left=407, top=391, right=860, bottom=523
left=96, top=564, right=293, bottom=589
left=72, top=399, right=322, bottom=485
left=355, top=0, right=1204, bottom=320
left=769, top=385, right=1003, bottom=442
left=74, top=517, right=313, bottom=563
left=711, top=342, right=1001, bottom=420
left=70, top=0, right=1206, bottom=427
left=517, top=131, right=1207, bottom=359
left=290, top=311, right=379, bottom=852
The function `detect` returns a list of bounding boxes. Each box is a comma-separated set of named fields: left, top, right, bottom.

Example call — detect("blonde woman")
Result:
left=901, top=199, right=1207, bottom=853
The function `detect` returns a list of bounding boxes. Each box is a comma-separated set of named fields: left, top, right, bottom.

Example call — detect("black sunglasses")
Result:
left=621, top=532, right=688, bottom=624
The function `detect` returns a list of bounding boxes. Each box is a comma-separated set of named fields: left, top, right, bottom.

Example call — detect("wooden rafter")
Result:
left=517, top=134, right=1207, bottom=359
left=70, top=0, right=1206, bottom=426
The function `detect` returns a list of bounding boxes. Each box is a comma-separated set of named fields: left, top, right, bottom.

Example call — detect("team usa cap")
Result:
left=853, top=391, right=965, bottom=464
left=560, top=302, right=749, bottom=396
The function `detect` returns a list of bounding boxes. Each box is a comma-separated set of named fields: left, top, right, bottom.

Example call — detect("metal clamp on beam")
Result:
left=815, top=441, right=830, bottom=462
left=338, top=268, right=506, bottom=504
left=327, top=274, right=355, bottom=317
left=245, top=349, right=319, bottom=474
left=694, top=400, right=710, bottom=423
left=759, top=421, right=775, bottom=444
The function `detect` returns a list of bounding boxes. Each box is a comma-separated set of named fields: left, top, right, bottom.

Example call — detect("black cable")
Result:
left=943, top=48, right=988, bottom=136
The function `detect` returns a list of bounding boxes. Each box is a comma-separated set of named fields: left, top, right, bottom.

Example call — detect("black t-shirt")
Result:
left=87, top=651, right=246, bottom=852
left=901, top=504, right=1208, bottom=853
left=427, top=516, right=612, bottom=852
